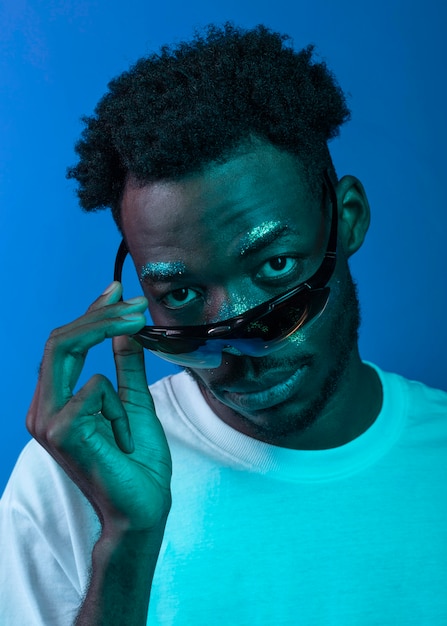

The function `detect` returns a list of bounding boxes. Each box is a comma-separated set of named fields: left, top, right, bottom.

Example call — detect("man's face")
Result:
left=121, top=143, right=361, bottom=446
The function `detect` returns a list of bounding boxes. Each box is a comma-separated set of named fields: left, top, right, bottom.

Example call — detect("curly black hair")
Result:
left=67, top=23, right=350, bottom=229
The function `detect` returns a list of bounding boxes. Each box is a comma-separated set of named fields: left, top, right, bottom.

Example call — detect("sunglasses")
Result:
left=114, top=170, right=338, bottom=368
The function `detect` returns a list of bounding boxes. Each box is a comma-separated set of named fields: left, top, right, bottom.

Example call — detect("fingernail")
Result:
left=102, top=281, right=117, bottom=295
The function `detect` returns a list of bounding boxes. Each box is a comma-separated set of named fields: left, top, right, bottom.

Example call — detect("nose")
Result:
left=210, top=286, right=262, bottom=323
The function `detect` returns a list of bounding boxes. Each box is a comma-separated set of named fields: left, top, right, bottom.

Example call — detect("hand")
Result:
left=27, top=282, right=172, bottom=535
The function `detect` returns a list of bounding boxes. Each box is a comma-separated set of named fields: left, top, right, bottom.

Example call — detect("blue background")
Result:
left=1, top=0, right=446, bottom=492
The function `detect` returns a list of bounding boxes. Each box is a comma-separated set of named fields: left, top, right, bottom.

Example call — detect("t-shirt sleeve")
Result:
left=0, top=440, right=100, bottom=626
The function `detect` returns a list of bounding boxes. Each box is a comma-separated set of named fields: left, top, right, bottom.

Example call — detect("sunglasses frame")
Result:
left=113, top=169, right=338, bottom=355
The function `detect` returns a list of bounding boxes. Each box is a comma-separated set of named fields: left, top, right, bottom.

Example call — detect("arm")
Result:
left=75, top=527, right=164, bottom=625
left=27, top=282, right=172, bottom=624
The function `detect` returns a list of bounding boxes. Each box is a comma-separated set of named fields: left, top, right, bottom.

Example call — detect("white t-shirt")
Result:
left=1, top=364, right=447, bottom=625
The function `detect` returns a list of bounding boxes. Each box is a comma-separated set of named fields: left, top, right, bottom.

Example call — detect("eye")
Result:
left=162, top=287, right=201, bottom=309
left=256, top=256, right=298, bottom=280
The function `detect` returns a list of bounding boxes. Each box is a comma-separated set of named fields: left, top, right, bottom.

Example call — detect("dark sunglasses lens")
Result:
left=132, top=287, right=330, bottom=367
left=242, top=287, right=329, bottom=341
left=134, top=332, right=224, bottom=367
left=245, top=300, right=308, bottom=340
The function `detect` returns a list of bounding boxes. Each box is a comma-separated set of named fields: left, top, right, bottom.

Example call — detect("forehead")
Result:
left=121, top=143, right=319, bottom=259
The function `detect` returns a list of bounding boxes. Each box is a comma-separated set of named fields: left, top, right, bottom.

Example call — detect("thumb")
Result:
left=113, top=334, right=153, bottom=408
left=112, top=335, right=166, bottom=446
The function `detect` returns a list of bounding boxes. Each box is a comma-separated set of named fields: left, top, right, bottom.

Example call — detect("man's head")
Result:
left=67, top=23, right=350, bottom=229
left=120, top=138, right=371, bottom=447
left=69, top=24, right=376, bottom=447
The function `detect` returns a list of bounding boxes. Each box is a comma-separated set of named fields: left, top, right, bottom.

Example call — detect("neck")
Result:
left=279, top=359, right=383, bottom=450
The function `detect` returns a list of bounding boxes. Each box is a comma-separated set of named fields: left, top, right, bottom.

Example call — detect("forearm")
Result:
left=75, top=526, right=165, bottom=626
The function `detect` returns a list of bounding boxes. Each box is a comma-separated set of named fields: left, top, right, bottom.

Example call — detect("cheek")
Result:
left=288, top=267, right=353, bottom=347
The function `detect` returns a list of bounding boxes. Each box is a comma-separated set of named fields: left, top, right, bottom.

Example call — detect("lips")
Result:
left=220, top=365, right=308, bottom=411
left=221, top=355, right=312, bottom=392
left=223, top=369, right=298, bottom=393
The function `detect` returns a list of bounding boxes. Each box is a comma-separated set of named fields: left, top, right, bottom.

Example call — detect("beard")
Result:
left=185, top=270, right=362, bottom=444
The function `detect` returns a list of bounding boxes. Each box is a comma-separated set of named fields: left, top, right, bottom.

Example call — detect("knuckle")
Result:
left=25, top=396, right=49, bottom=441
left=35, top=422, right=51, bottom=444
left=44, top=327, right=69, bottom=357
left=25, top=410, right=36, bottom=436
left=27, top=411, right=50, bottom=443
left=44, top=327, right=87, bottom=364
left=25, top=395, right=38, bottom=433
left=47, top=324, right=65, bottom=342
left=45, top=418, right=67, bottom=448
left=88, top=372, right=111, bottom=389
left=75, top=374, right=116, bottom=406
left=86, top=297, right=114, bottom=315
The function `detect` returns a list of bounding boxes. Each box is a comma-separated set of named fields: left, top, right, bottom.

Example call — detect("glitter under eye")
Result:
left=216, top=293, right=255, bottom=320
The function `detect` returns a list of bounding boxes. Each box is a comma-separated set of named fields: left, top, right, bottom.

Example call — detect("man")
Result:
left=1, top=23, right=446, bottom=625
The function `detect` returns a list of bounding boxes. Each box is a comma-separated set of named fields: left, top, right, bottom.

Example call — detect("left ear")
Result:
left=336, top=175, right=371, bottom=257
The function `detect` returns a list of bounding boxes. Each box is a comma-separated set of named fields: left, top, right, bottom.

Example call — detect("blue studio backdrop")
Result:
left=1, top=0, right=446, bottom=492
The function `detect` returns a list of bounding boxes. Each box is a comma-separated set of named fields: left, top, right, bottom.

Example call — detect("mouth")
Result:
left=219, top=365, right=308, bottom=411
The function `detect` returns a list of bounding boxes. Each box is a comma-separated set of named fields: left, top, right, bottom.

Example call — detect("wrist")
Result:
left=97, top=516, right=168, bottom=561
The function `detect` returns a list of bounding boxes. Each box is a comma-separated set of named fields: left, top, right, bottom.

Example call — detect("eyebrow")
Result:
left=238, top=221, right=289, bottom=257
left=139, top=261, right=186, bottom=282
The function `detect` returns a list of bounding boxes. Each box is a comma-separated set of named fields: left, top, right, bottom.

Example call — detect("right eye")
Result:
left=162, top=287, right=201, bottom=309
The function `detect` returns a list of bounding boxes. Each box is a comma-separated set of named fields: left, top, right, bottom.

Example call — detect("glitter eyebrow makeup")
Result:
left=139, top=261, right=186, bottom=282
left=238, top=221, right=287, bottom=257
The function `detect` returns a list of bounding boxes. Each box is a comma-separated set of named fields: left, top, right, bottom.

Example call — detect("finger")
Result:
left=113, top=335, right=167, bottom=444
left=57, top=291, right=148, bottom=338
left=113, top=334, right=151, bottom=397
left=45, top=374, right=133, bottom=459
left=39, top=311, right=147, bottom=415
left=54, top=281, right=143, bottom=340
left=113, top=334, right=154, bottom=412
left=58, top=283, right=148, bottom=342
left=87, top=281, right=123, bottom=312
left=38, top=286, right=147, bottom=408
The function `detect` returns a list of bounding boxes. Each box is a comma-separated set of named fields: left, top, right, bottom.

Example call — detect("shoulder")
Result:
left=0, top=444, right=99, bottom=622
left=370, top=362, right=447, bottom=440
left=1, top=438, right=99, bottom=540
left=372, top=363, right=447, bottom=409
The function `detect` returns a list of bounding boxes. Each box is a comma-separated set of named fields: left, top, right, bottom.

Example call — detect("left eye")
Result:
left=256, top=256, right=298, bottom=280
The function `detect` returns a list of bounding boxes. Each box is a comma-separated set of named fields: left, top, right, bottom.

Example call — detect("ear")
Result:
left=335, top=175, right=371, bottom=257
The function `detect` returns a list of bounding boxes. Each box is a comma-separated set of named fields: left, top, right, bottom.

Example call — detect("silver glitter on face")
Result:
left=287, top=328, right=307, bottom=346
left=214, top=293, right=264, bottom=357
left=217, top=293, right=254, bottom=320
left=139, top=261, right=186, bottom=282
left=238, top=220, right=284, bottom=256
